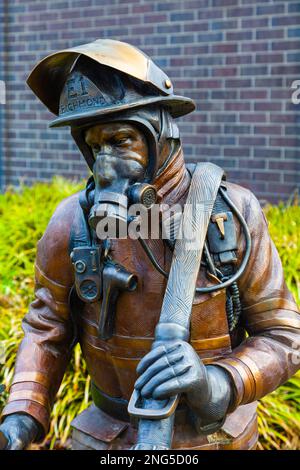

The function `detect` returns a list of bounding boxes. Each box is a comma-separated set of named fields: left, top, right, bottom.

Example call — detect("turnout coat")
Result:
left=2, top=150, right=300, bottom=450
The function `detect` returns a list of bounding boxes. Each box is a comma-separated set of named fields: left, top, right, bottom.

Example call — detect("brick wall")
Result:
left=1, top=0, right=300, bottom=202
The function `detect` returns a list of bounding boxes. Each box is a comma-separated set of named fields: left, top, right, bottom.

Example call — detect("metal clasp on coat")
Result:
left=98, top=260, right=138, bottom=340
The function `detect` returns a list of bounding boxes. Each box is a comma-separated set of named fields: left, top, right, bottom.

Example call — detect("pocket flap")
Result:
left=221, top=401, right=257, bottom=438
left=71, top=404, right=128, bottom=443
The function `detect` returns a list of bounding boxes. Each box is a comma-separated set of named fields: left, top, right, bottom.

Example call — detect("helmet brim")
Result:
left=49, top=95, right=195, bottom=128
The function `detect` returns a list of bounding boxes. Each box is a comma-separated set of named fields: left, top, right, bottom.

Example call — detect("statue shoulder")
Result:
left=225, top=181, right=267, bottom=236
left=225, top=181, right=261, bottom=219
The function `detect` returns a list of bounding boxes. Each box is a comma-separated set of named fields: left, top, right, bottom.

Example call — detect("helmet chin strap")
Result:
left=156, top=108, right=180, bottom=177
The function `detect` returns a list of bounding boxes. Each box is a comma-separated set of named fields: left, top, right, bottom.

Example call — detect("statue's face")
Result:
left=85, top=122, right=149, bottom=188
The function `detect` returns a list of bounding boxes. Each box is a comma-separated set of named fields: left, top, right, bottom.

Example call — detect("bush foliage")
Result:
left=0, top=178, right=299, bottom=449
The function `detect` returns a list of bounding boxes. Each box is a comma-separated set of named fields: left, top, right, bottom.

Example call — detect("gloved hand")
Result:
left=0, top=413, right=40, bottom=450
left=134, top=340, right=233, bottom=434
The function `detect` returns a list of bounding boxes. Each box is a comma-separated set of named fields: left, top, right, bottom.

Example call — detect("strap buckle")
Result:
left=128, top=389, right=179, bottom=420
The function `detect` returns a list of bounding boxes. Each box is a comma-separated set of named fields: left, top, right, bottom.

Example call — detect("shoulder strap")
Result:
left=129, top=162, right=224, bottom=422
left=159, top=161, right=225, bottom=328
left=187, top=162, right=237, bottom=265
left=187, top=162, right=241, bottom=331
left=69, top=192, right=93, bottom=255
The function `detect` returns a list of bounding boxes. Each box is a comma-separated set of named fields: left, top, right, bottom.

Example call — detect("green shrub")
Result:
left=0, top=178, right=299, bottom=449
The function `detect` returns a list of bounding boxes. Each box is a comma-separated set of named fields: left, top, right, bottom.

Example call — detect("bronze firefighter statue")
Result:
left=0, top=39, right=299, bottom=450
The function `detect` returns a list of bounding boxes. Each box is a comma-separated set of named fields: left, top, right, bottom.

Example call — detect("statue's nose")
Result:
left=94, top=153, right=117, bottom=187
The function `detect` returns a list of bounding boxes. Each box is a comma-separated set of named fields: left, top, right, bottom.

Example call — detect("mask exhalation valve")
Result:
left=127, top=183, right=157, bottom=209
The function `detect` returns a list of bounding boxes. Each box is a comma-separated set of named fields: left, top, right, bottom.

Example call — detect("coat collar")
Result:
left=153, top=146, right=190, bottom=208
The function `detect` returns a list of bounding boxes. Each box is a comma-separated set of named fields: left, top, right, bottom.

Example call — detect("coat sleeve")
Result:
left=212, top=188, right=300, bottom=411
left=1, top=195, right=78, bottom=438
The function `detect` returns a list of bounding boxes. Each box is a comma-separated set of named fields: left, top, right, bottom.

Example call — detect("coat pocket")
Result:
left=221, top=401, right=258, bottom=439
left=71, top=404, right=128, bottom=450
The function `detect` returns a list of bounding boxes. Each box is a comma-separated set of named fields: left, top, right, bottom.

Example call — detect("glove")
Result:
left=134, top=340, right=233, bottom=434
left=0, top=413, right=40, bottom=450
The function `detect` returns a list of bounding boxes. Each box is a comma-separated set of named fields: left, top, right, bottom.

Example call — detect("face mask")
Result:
left=74, top=109, right=179, bottom=239
left=88, top=151, right=157, bottom=239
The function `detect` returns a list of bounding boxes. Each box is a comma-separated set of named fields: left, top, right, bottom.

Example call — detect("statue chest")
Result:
left=75, top=237, right=233, bottom=398
left=77, top=237, right=232, bottom=357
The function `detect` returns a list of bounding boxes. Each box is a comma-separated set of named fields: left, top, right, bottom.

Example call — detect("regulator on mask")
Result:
left=88, top=180, right=158, bottom=239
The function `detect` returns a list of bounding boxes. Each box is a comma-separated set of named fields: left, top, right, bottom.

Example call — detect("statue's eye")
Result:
left=115, top=137, right=129, bottom=146
left=91, top=144, right=101, bottom=153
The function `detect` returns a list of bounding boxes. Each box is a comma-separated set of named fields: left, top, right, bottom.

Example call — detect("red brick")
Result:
left=271, top=88, right=291, bottom=100
left=256, top=29, right=284, bottom=40
left=283, top=173, right=299, bottom=184
left=144, top=14, right=167, bottom=24
left=239, top=137, right=266, bottom=146
left=225, top=102, right=251, bottom=111
left=270, top=114, right=296, bottom=123
left=184, top=136, right=208, bottom=145
left=240, top=90, right=267, bottom=100
left=60, top=10, right=81, bottom=19
left=254, top=149, right=282, bottom=159
left=242, top=42, right=268, bottom=53
left=212, top=0, right=238, bottom=6
left=272, top=40, right=300, bottom=51
left=132, top=4, right=154, bottom=14
left=256, top=53, right=283, bottom=64
left=198, top=9, right=223, bottom=20
left=227, top=7, right=254, bottom=18
left=225, top=78, right=251, bottom=87
left=240, top=114, right=267, bottom=123
left=239, top=159, right=266, bottom=170
left=196, top=79, right=223, bottom=89
left=253, top=172, right=281, bottom=182
left=255, top=77, right=283, bottom=87
left=185, top=0, right=208, bottom=8
left=196, top=125, right=222, bottom=134
left=211, top=43, right=238, bottom=53
left=170, top=57, right=194, bottom=67
left=184, top=22, right=209, bottom=33
left=271, top=65, right=300, bottom=75
left=131, top=25, right=154, bottom=35
left=254, top=125, right=282, bottom=135
left=257, top=5, right=285, bottom=16
left=269, top=161, right=298, bottom=171
left=270, top=138, right=300, bottom=147
left=184, top=45, right=209, bottom=55
left=266, top=184, right=295, bottom=195
left=226, top=55, right=252, bottom=65
left=212, top=67, right=237, bottom=77
left=241, top=17, right=268, bottom=29
left=254, top=102, right=282, bottom=112
left=226, top=31, right=252, bottom=41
